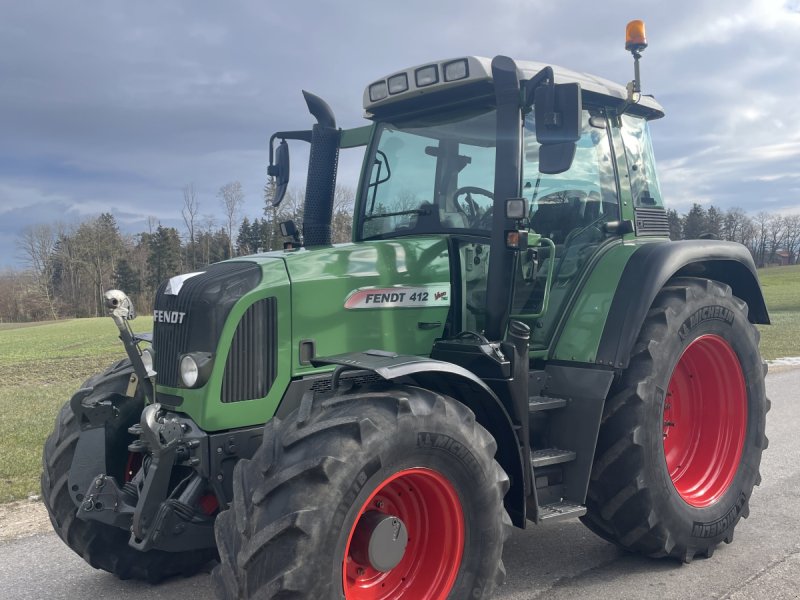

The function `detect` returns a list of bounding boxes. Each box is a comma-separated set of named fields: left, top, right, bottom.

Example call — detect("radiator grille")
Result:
left=634, top=207, right=670, bottom=237
left=221, top=297, right=278, bottom=403
left=152, top=262, right=262, bottom=388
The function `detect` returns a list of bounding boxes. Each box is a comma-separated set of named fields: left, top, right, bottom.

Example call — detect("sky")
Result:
left=2, top=0, right=799, bottom=268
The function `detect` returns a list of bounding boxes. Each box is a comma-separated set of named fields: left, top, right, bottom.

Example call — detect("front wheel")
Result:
left=41, top=359, right=217, bottom=581
left=213, top=385, right=510, bottom=599
left=582, top=277, right=769, bottom=562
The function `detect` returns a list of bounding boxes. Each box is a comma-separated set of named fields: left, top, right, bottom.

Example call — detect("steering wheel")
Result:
left=453, top=186, right=494, bottom=229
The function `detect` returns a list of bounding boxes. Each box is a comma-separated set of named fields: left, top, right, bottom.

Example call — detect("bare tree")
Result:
left=17, top=223, right=59, bottom=319
left=218, top=181, right=244, bottom=257
left=198, top=214, right=217, bottom=266
left=332, top=185, right=356, bottom=243
left=766, top=214, right=787, bottom=265
left=146, top=215, right=158, bottom=235
left=752, top=212, right=771, bottom=267
left=783, top=215, right=800, bottom=264
left=182, top=183, right=200, bottom=270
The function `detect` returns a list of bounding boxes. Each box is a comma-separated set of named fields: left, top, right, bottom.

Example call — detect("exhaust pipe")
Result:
left=302, top=91, right=340, bottom=247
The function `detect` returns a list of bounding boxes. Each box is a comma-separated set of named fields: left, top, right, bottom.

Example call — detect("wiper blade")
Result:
left=363, top=207, right=431, bottom=221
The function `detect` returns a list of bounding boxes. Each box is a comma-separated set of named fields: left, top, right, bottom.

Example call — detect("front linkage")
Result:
left=67, top=290, right=261, bottom=554
left=76, top=402, right=216, bottom=552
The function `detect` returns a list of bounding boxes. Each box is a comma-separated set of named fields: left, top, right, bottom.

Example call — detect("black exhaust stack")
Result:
left=302, top=91, right=340, bottom=247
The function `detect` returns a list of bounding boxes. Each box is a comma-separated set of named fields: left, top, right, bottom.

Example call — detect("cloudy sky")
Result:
left=2, top=0, right=799, bottom=268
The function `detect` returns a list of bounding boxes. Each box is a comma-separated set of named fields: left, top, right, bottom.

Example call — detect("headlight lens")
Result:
left=180, top=355, right=199, bottom=388
left=141, top=347, right=156, bottom=376
left=443, top=59, right=469, bottom=82
left=178, top=352, right=214, bottom=388
left=387, top=73, right=409, bottom=95
left=415, top=65, right=438, bottom=87
left=369, top=81, right=388, bottom=102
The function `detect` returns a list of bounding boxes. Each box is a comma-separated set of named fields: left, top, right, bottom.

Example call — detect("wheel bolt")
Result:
left=357, top=568, right=365, bottom=576
left=375, top=500, right=384, bottom=509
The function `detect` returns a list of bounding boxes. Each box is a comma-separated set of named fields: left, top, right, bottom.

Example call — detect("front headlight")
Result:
left=141, top=347, right=156, bottom=377
left=179, top=352, right=214, bottom=388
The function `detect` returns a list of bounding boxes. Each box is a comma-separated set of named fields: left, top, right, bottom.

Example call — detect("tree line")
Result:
left=666, top=204, right=800, bottom=267
left=2, top=193, right=794, bottom=323
left=2, top=182, right=355, bottom=323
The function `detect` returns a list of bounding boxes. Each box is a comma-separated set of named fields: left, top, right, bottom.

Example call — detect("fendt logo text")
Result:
left=153, top=310, right=186, bottom=324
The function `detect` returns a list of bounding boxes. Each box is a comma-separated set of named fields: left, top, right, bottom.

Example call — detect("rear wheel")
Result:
left=582, top=278, right=768, bottom=561
left=213, top=384, right=510, bottom=599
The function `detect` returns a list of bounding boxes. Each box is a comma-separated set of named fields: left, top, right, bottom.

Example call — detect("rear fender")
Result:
left=312, top=351, right=527, bottom=527
left=597, top=240, right=769, bottom=369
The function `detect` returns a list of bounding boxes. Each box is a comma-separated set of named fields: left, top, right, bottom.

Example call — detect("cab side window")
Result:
left=620, top=114, right=663, bottom=207
left=523, top=110, right=619, bottom=244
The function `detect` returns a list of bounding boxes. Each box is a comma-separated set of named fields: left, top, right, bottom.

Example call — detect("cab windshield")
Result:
left=359, top=109, right=497, bottom=240
left=357, top=107, right=619, bottom=242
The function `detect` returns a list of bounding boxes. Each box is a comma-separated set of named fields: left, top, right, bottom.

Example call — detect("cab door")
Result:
left=511, top=108, right=622, bottom=351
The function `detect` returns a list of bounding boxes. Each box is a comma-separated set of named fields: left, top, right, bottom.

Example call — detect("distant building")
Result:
left=774, top=250, right=794, bottom=266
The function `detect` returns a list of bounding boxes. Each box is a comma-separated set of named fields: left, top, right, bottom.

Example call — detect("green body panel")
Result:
left=155, top=258, right=293, bottom=432
left=157, top=237, right=451, bottom=432
left=550, top=239, right=657, bottom=363
left=283, top=237, right=451, bottom=375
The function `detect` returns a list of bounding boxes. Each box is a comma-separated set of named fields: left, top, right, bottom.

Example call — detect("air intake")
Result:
left=634, top=207, right=670, bottom=237
left=221, top=297, right=278, bottom=403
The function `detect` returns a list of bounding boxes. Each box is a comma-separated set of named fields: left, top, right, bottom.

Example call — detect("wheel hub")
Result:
left=350, top=511, right=408, bottom=572
left=343, top=467, right=464, bottom=600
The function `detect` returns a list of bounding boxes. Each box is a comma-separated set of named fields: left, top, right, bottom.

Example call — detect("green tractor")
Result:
left=42, top=21, right=769, bottom=599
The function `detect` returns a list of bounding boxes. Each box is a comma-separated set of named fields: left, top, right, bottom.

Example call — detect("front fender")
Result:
left=312, top=351, right=528, bottom=527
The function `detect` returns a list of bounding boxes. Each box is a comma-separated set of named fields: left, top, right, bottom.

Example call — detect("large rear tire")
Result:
left=582, top=277, right=768, bottom=562
left=41, top=359, right=216, bottom=582
left=213, top=384, right=510, bottom=599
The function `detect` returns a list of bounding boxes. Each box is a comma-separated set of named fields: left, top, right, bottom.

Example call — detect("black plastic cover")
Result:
left=152, top=262, right=262, bottom=388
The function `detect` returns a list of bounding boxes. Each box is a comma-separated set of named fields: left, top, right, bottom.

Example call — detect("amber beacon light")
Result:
left=622, top=19, right=648, bottom=101
left=625, top=20, right=648, bottom=52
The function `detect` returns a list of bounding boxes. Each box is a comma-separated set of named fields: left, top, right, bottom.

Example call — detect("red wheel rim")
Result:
left=663, top=334, right=747, bottom=508
left=343, top=467, right=464, bottom=600
left=124, top=452, right=143, bottom=483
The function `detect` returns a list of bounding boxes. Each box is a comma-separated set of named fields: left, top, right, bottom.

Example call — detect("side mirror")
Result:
left=535, top=82, right=582, bottom=174
left=268, top=139, right=290, bottom=207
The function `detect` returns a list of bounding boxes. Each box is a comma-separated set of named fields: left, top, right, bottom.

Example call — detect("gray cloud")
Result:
left=1, top=0, right=799, bottom=267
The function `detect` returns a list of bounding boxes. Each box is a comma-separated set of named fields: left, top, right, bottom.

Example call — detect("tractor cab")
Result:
left=346, top=56, right=666, bottom=344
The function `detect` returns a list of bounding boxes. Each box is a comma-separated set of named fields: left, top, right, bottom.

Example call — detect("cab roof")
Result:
left=363, top=56, right=664, bottom=120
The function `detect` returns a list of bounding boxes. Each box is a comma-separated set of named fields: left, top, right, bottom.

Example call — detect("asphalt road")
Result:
left=2, top=369, right=798, bottom=600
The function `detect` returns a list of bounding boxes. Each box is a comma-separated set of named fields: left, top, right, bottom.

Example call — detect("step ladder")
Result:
left=526, top=395, right=587, bottom=523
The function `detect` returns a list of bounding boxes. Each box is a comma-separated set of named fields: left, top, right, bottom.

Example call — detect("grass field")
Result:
left=0, top=318, right=151, bottom=502
left=755, top=264, right=800, bottom=362
left=0, top=266, right=797, bottom=503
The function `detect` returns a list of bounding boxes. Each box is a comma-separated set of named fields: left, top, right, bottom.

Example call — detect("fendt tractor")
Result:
left=42, top=21, right=769, bottom=599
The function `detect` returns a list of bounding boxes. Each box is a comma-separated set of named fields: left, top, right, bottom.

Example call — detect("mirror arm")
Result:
left=268, top=130, right=313, bottom=166
left=522, top=66, right=554, bottom=109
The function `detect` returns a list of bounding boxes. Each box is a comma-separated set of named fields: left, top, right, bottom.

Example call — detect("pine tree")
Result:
left=147, top=225, right=182, bottom=289
left=114, top=258, right=141, bottom=294
left=682, top=203, right=707, bottom=240
left=666, top=208, right=683, bottom=240
left=705, top=205, right=723, bottom=239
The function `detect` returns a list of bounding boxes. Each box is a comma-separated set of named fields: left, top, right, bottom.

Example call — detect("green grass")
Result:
left=0, top=317, right=151, bottom=502
left=0, top=266, right=797, bottom=503
left=756, top=264, right=800, bottom=361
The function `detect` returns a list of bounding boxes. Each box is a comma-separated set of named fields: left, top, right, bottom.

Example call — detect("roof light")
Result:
left=625, top=20, right=647, bottom=52
left=415, top=65, right=438, bottom=87
left=443, top=59, right=469, bottom=82
left=387, top=73, right=409, bottom=95
left=369, top=81, right=388, bottom=102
